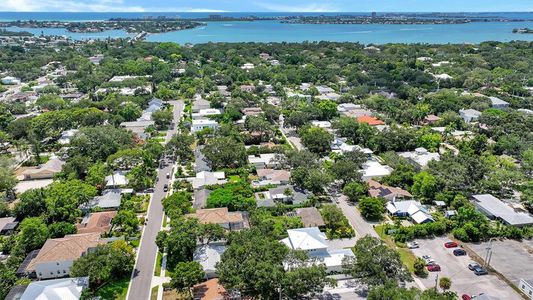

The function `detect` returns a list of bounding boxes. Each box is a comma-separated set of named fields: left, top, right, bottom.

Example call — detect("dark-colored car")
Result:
left=427, top=264, right=441, bottom=272
left=468, top=262, right=481, bottom=270
left=444, top=241, right=458, bottom=248
left=453, top=249, right=467, bottom=256
left=163, top=183, right=169, bottom=192
left=473, top=266, right=488, bottom=275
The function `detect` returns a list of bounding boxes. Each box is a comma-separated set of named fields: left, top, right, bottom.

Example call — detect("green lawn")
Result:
left=150, top=286, right=158, bottom=300
left=228, top=175, right=240, bottom=182
left=375, top=225, right=417, bottom=273
left=154, top=252, right=163, bottom=276
left=93, top=277, right=130, bottom=300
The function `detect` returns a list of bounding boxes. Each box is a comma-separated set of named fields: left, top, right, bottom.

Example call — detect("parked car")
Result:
left=444, top=241, right=458, bottom=248
left=425, top=259, right=437, bottom=266
left=166, top=172, right=170, bottom=179
left=461, top=295, right=472, bottom=300
left=473, top=266, right=488, bottom=275
left=427, top=264, right=441, bottom=272
left=453, top=249, right=467, bottom=256
left=468, top=262, right=481, bottom=271
left=163, top=183, right=168, bottom=192
left=422, top=255, right=431, bottom=260
left=407, top=241, right=419, bottom=249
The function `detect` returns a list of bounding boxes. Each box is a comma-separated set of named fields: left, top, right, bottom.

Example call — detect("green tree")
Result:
left=358, top=197, right=385, bottom=221
left=316, top=100, right=338, bottom=120
left=330, top=151, right=367, bottom=184
left=48, top=222, right=77, bottom=238
left=413, top=257, right=428, bottom=278
left=118, top=102, right=142, bottom=122
left=166, top=131, right=195, bottom=161
left=16, top=217, right=49, bottom=253
left=343, top=181, right=369, bottom=202
left=299, top=125, right=333, bottom=155
left=0, top=157, right=17, bottom=198
left=111, top=210, right=140, bottom=237
left=70, top=240, right=135, bottom=289
left=411, top=171, right=438, bottom=201
left=0, top=262, right=17, bottom=300
left=85, top=162, right=108, bottom=187
left=13, top=188, right=47, bottom=220
left=343, top=236, right=411, bottom=287
left=152, top=109, right=173, bottom=129
left=439, top=277, right=452, bottom=291
left=157, top=217, right=200, bottom=269
left=170, top=261, right=205, bottom=297
left=45, top=180, right=97, bottom=223
left=202, top=137, right=247, bottom=169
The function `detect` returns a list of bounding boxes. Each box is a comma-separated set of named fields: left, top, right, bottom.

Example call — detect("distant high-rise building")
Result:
left=209, top=14, right=223, bottom=20
left=371, top=12, right=377, bottom=18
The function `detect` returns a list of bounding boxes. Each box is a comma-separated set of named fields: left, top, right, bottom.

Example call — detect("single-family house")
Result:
left=295, top=207, right=326, bottom=228
left=192, top=109, right=222, bottom=119
left=105, top=171, right=129, bottom=188
left=189, top=171, right=227, bottom=190
left=120, top=120, right=155, bottom=139
left=259, top=53, right=270, bottom=60
left=192, top=96, right=211, bottom=113
left=254, top=185, right=308, bottom=207
left=253, top=169, right=290, bottom=187
left=193, top=243, right=226, bottom=278
left=76, top=211, right=117, bottom=235
left=472, top=194, right=533, bottom=227
left=399, top=148, right=440, bottom=169
left=241, top=107, right=263, bottom=116
left=17, top=277, right=89, bottom=300
left=0, top=217, right=18, bottom=235
left=281, top=227, right=355, bottom=273
left=489, top=96, right=510, bottom=109
left=186, top=208, right=247, bottom=231
left=82, top=189, right=122, bottom=211
left=337, top=103, right=359, bottom=113
left=386, top=200, right=434, bottom=224
left=423, top=114, right=441, bottom=125
left=368, top=180, right=412, bottom=201
left=241, top=63, right=254, bottom=70
left=459, top=109, right=482, bottom=123
left=356, top=116, right=385, bottom=126
left=310, top=120, right=332, bottom=129
left=192, top=119, right=219, bottom=133
left=360, top=160, right=393, bottom=182
left=22, top=156, right=65, bottom=180
left=240, top=85, right=255, bottom=93
left=25, top=233, right=104, bottom=279
left=57, top=129, right=79, bottom=145
left=1, top=76, right=21, bottom=85
left=248, top=153, right=279, bottom=169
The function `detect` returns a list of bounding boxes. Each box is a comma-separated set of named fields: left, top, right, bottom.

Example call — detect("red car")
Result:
left=461, top=295, right=472, bottom=300
left=444, top=241, right=458, bottom=248
left=427, top=264, right=441, bottom=272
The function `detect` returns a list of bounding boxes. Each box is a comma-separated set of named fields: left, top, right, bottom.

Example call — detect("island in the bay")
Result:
left=513, top=28, right=533, bottom=34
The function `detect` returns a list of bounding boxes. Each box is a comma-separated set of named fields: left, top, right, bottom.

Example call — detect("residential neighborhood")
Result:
left=0, top=24, right=532, bottom=300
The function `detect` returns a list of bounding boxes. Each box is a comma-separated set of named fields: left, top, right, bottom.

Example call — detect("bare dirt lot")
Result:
left=411, top=236, right=521, bottom=299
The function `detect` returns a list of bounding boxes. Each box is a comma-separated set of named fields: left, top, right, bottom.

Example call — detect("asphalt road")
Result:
left=126, top=100, right=184, bottom=300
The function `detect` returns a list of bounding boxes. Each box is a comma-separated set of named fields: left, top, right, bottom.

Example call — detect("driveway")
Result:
left=410, top=236, right=521, bottom=299
left=126, top=100, right=184, bottom=300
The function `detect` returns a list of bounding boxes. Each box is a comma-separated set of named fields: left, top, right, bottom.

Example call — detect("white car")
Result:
left=407, top=241, right=419, bottom=249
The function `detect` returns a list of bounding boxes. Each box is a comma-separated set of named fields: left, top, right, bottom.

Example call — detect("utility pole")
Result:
left=435, top=274, right=439, bottom=290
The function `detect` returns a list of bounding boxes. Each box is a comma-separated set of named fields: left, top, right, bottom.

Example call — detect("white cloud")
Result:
left=0, top=0, right=145, bottom=12
left=253, top=1, right=338, bottom=12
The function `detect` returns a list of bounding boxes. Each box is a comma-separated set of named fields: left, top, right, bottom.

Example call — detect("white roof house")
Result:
left=281, top=227, right=328, bottom=251
left=20, top=277, right=88, bottom=300
left=310, top=120, right=332, bottom=129
left=241, top=63, right=255, bottom=70
left=191, top=119, right=219, bottom=133
left=58, top=129, right=79, bottom=145
left=105, top=171, right=129, bottom=187
left=489, top=96, right=509, bottom=109
left=360, top=160, right=393, bottom=182
left=399, top=148, right=440, bottom=169
left=193, top=244, right=226, bottom=278
left=459, top=109, right=482, bottom=123
left=281, top=227, right=355, bottom=273
left=387, top=200, right=433, bottom=224
left=188, top=171, right=227, bottom=190
left=248, top=153, right=279, bottom=169
left=472, top=194, right=533, bottom=227
left=192, top=109, right=222, bottom=119
left=1, top=76, right=21, bottom=85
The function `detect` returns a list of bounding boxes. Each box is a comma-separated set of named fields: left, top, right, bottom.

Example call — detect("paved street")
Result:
left=126, top=100, right=184, bottom=300
left=334, top=194, right=380, bottom=239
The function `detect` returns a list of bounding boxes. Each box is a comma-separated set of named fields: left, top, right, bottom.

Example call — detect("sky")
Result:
left=0, top=0, right=532, bottom=13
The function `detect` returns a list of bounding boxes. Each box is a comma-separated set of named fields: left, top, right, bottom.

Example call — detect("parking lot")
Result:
left=469, top=239, right=533, bottom=287
left=411, top=236, right=521, bottom=299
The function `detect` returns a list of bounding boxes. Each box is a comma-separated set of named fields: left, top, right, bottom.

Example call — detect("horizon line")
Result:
left=1, top=11, right=533, bottom=13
